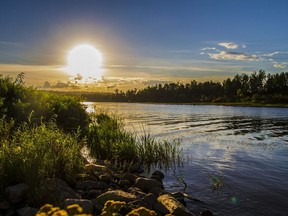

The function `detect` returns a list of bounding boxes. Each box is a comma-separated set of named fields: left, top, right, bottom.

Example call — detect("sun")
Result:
left=66, top=44, right=103, bottom=80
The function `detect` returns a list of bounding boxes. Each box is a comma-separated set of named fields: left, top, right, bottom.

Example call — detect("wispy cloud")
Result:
left=263, top=51, right=280, bottom=57
left=273, top=63, right=287, bottom=69
left=218, top=42, right=239, bottom=49
left=208, top=51, right=259, bottom=61
left=201, top=47, right=216, bottom=51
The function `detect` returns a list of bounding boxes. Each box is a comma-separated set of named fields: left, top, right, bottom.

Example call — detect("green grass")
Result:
left=0, top=119, right=84, bottom=204
left=87, top=111, right=182, bottom=170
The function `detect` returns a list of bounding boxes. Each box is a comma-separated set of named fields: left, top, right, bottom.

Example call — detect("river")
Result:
left=84, top=102, right=288, bottom=216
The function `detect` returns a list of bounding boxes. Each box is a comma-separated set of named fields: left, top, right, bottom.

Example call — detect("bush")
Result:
left=0, top=74, right=90, bottom=134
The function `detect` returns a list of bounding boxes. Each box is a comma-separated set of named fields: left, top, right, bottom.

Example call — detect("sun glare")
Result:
left=67, top=44, right=103, bottom=80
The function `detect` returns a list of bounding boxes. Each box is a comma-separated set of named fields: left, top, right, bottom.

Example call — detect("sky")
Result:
left=1, top=0, right=288, bottom=91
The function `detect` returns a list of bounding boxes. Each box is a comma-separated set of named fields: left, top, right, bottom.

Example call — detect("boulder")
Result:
left=75, top=180, right=100, bottom=191
left=99, top=173, right=113, bottom=183
left=41, top=178, right=80, bottom=205
left=96, top=190, right=137, bottom=206
left=135, top=177, right=163, bottom=193
left=122, top=173, right=138, bottom=184
left=0, top=201, right=11, bottom=210
left=157, top=194, right=195, bottom=216
left=118, top=179, right=131, bottom=188
left=16, top=207, right=38, bottom=216
left=63, top=199, right=93, bottom=214
left=4, top=183, right=28, bottom=204
left=200, top=210, right=214, bottom=216
left=151, top=170, right=165, bottom=180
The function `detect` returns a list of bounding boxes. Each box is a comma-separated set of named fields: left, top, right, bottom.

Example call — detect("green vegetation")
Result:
left=0, top=73, right=182, bottom=206
left=87, top=111, right=182, bottom=170
left=75, top=70, right=288, bottom=105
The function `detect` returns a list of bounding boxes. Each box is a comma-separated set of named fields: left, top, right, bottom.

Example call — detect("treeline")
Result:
left=79, top=70, right=288, bottom=104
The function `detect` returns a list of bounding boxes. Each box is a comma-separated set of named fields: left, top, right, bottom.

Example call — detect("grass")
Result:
left=87, top=110, right=183, bottom=171
left=0, top=118, right=85, bottom=204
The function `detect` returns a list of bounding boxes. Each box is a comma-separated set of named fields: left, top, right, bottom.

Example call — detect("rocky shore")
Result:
left=0, top=161, right=213, bottom=216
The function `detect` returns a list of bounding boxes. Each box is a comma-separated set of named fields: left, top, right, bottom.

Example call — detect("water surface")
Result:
left=85, top=102, right=288, bottom=216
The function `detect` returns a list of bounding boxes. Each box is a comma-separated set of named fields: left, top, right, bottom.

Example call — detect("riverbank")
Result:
left=0, top=159, right=211, bottom=216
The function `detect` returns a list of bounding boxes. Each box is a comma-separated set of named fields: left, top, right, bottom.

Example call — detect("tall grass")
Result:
left=0, top=118, right=84, bottom=204
left=87, top=111, right=182, bottom=170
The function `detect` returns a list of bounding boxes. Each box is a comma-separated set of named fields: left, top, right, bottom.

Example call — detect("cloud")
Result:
left=263, top=51, right=280, bottom=57
left=273, top=63, right=286, bottom=69
left=201, top=47, right=216, bottom=51
left=218, top=42, right=239, bottom=49
left=208, top=51, right=259, bottom=61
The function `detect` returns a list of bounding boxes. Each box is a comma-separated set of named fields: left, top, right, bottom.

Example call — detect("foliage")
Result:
left=87, top=111, right=182, bottom=170
left=77, top=70, right=288, bottom=104
left=0, top=119, right=84, bottom=201
left=36, top=204, right=91, bottom=216
left=0, top=74, right=89, bottom=133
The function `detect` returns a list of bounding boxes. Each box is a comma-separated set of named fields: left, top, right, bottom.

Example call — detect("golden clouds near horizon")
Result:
left=66, top=44, right=103, bottom=81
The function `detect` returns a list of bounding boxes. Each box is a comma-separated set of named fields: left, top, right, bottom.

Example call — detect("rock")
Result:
left=128, top=187, right=147, bottom=197
left=0, top=201, right=10, bottom=210
left=4, top=183, right=28, bottom=204
left=141, top=193, right=157, bottom=210
left=88, top=190, right=102, bottom=199
left=76, top=190, right=86, bottom=197
left=75, top=180, right=100, bottom=191
left=4, top=208, right=16, bottom=216
left=41, top=178, right=80, bottom=205
left=157, top=194, right=195, bottom=216
left=99, top=173, right=113, bottom=183
left=96, top=190, right=137, bottom=206
left=148, top=187, right=165, bottom=197
left=135, top=177, right=163, bottom=193
left=150, top=174, right=163, bottom=182
left=154, top=201, right=170, bottom=215
left=122, top=173, right=138, bottom=184
left=91, top=198, right=103, bottom=214
left=85, top=163, right=107, bottom=172
left=63, top=199, right=93, bottom=214
left=118, top=179, right=131, bottom=188
left=151, top=170, right=165, bottom=180
left=16, top=207, right=38, bottom=216
left=200, top=209, right=214, bottom=216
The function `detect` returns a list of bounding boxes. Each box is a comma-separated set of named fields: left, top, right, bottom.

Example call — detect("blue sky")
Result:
left=1, top=0, right=288, bottom=89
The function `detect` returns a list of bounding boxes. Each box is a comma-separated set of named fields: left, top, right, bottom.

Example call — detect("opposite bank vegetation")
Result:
left=59, top=70, right=288, bottom=106
left=0, top=74, right=183, bottom=212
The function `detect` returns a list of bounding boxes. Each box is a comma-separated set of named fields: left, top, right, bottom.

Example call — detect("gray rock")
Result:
left=135, top=177, right=163, bottom=193
left=200, top=210, right=214, bottom=216
left=75, top=180, right=100, bottom=191
left=16, top=207, right=38, bottom=216
left=122, top=173, right=138, bottom=184
left=41, top=178, right=80, bottom=205
left=4, top=183, right=28, bottom=204
left=118, top=179, right=131, bottom=188
left=63, top=199, right=93, bottom=214
left=151, top=170, right=165, bottom=180
left=157, top=194, right=195, bottom=216
left=99, top=173, right=113, bottom=183
left=141, top=193, right=157, bottom=210
left=0, top=201, right=10, bottom=210
left=96, top=190, right=137, bottom=206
